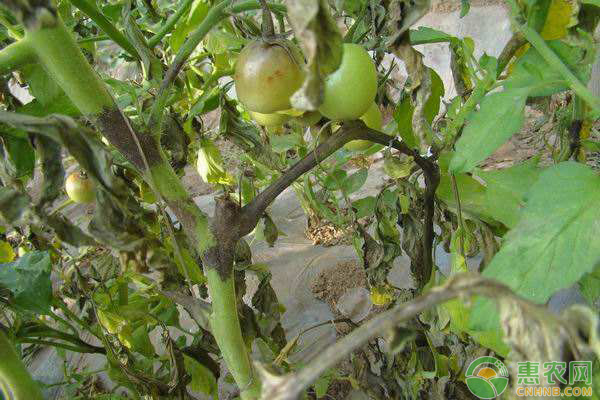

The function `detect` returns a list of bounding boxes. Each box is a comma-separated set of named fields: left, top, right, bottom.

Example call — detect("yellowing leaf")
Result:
left=541, top=0, right=579, bottom=40
left=0, top=241, right=15, bottom=263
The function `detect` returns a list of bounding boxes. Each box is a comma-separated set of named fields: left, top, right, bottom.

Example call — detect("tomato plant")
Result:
left=0, top=0, right=598, bottom=399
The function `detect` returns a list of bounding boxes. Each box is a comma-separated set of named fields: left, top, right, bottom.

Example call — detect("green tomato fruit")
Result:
left=65, top=171, right=95, bottom=204
left=344, top=102, right=384, bottom=151
left=319, top=43, right=377, bottom=120
left=234, top=40, right=305, bottom=113
left=249, top=111, right=291, bottom=127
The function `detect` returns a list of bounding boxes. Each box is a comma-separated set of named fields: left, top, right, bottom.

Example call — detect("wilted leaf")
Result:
left=263, top=213, right=279, bottom=247
left=0, top=251, right=52, bottom=314
left=287, top=0, right=343, bottom=110
left=394, top=68, right=444, bottom=149
left=0, top=187, right=29, bottom=225
left=449, top=88, right=529, bottom=173
left=0, top=134, right=35, bottom=180
left=341, top=168, right=368, bottom=194
left=33, top=135, right=64, bottom=206
left=470, top=162, right=600, bottom=331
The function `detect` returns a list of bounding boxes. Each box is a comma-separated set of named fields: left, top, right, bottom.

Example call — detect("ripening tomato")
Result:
left=319, top=43, right=377, bottom=121
left=249, top=111, right=290, bottom=127
left=234, top=40, right=305, bottom=113
left=344, top=102, right=384, bottom=151
left=65, top=171, right=95, bottom=204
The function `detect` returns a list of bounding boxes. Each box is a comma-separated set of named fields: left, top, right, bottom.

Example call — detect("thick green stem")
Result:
left=0, top=39, right=36, bottom=75
left=0, top=332, right=44, bottom=400
left=67, top=0, right=139, bottom=59
left=206, top=269, right=261, bottom=400
left=25, top=18, right=114, bottom=115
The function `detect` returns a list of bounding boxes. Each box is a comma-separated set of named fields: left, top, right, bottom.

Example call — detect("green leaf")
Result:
left=18, top=96, right=80, bottom=117
left=341, top=168, right=368, bottom=194
left=581, top=0, right=600, bottom=6
left=0, top=251, right=53, bottom=314
left=579, top=267, right=600, bottom=306
left=269, top=131, right=302, bottom=153
left=504, top=40, right=590, bottom=97
left=470, top=162, right=600, bottom=331
left=436, top=171, right=488, bottom=220
left=313, top=369, right=334, bottom=398
left=409, top=27, right=455, bottom=45
left=204, top=29, right=246, bottom=54
left=21, top=64, right=63, bottom=105
left=352, top=196, right=376, bottom=218
left=476, top=158, right=542, bottom=228
left=170, top=0, right=209, bottom=52
left=184, top=354, right=218, bottom=395
left=449, top=88, right=529, bottom=173
left=322, top=169, right=347, bottom=190
left=460, top=0, right=470, bottom=17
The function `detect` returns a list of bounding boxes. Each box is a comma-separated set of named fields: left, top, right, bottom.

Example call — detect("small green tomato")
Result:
left=319, top=43, right=378, bottom=121
left=344, top=102, right=384, bottom=151
left=65, top=171, right=95, bottom=204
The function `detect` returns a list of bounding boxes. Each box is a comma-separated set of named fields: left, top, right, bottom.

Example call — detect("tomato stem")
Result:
left=206, top=269, right=261, bottom=399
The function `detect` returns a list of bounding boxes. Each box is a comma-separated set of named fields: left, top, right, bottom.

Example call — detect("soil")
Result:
left=311, top=260, right=367, bottom=311
left=305, top=218, right=353, bottom=246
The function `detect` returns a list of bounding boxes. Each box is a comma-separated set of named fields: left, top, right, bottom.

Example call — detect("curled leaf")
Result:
left=196, top=138, right=234, bottom=185
left=286, top=0, right=343, bottom=110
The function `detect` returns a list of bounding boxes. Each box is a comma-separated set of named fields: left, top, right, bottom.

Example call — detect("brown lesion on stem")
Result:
left=202, top=196, right=243, bottom=279
left=96, top=107, right=163, bottom=169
